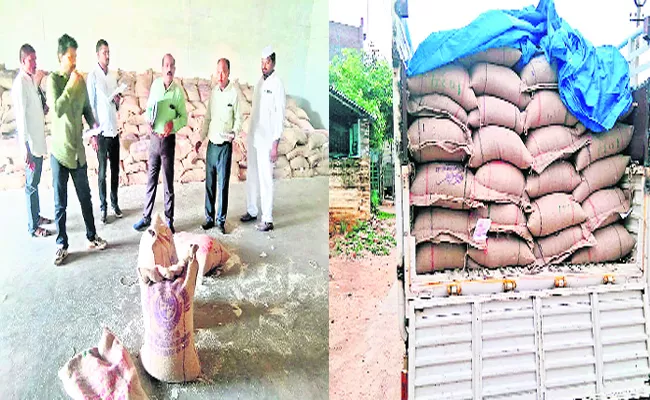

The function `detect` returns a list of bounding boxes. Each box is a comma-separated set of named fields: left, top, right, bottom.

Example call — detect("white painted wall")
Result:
left=0, top=0, right=329, bottom=128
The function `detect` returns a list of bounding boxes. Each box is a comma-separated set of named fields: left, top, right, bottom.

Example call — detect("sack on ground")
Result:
left=58, top=327, right=148, bottom=400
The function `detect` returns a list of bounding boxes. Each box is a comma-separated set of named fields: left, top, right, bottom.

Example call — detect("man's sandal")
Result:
left=38, top=216, right=53, bottom=225
left=32, top=227, right=53, bottom=238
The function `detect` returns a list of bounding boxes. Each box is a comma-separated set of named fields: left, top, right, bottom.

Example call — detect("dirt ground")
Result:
left=329, top=244, right=405, bottom=399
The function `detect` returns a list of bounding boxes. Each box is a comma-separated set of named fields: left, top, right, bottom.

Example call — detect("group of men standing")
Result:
left=13, top=34, right=286, bottom=265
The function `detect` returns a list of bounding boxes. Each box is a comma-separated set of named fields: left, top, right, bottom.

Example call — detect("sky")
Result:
left=329, top=0, right=648, bottom=79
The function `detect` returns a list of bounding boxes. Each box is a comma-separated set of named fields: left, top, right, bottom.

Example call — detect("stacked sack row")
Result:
left=406, top=48, right=636, bottom=275
left=0, top=64, right=329, bottom=190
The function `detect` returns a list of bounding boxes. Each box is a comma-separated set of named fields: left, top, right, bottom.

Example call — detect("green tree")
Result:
left=329, top=48, right=393, bottom=149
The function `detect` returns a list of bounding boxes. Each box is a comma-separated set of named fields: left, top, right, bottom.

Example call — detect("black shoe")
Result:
left=217, top=222, right=226, bottom=234
left=133, top=217, right=151, bottom=232
left=113, top=205, right=123, bottom=218
left=202, top=220, right=215, bottom=230
left=257, top=222, right=274, bottom=232
left=167, top=220, right=175, bottom=234
left=240, top=213, right=257, bottom=222
left=100, top=210, right=107, bottom=224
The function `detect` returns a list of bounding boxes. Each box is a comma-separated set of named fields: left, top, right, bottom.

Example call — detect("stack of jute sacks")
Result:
left=0, top=64, right=329, bottom=190
left=406, top=48, right=636, bottom=274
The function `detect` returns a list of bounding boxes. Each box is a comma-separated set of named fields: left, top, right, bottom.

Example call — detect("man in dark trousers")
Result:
left=195, top=58, right=242, bottom=234
left=47, top=34, right=107, bottom=265
left=133, top=53, right=187, bottom=234
left=86, top=39, right=123, bottom=224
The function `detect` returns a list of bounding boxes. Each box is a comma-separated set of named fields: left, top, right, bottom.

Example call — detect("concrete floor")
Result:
left=0, top=176, right=329, bottom=399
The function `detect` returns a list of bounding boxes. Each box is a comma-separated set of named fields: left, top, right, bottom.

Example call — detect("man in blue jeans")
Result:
left=11, top=43, right=53, bottom=238
left=47, top=34, right=107, bottom=265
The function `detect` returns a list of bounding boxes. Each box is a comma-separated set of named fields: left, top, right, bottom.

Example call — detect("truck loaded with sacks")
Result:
left=393, top=1, right=650, bottom=399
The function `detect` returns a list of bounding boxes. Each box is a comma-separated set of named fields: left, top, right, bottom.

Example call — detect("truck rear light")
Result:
left=401, top=369, right=408, bottom=400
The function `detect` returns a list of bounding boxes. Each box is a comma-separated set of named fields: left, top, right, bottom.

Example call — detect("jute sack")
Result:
left=139, top=239, right=201, bottom=382
left=59, top=327, right=148, bottom=400
left=407, top=117, right=473, bottom=163
left=458, top=47, right=522, bottom=68
left=410, top=162, right=530, bottom=210
left=416, top=242, right=466, bottom=273
left=581, top=188, right=631, bottom=232
left=410, top=163, right=480, bottom=209
left=533, top=224, right=596, bottom=266
left=287, top=144, right=309, bottom=160
left=275, top=156, right=290, bottom=170
left=469, top=203, right=534, bottom=247
left=570, top=224, right=635, bottom=264
left=574, top=123, right=634, bottom=171
left=525, top=161, right=582, bottom=198
left=525, top=125, right=590, bottom=174
left=174, top=232, right=230, bottom=277
left=468, top=126, right=533, bottom=169
left=406, top=64, right=478, bottom=111
left=307, top=131, right=328, bottom=150
left=474, top=161, right=532, bottom=211
left=527, top=193, right=587, bottom=237
left=524, top=90, right=579, bottom=131
left=468, top=236, right=535, bottom=267
left=412, top=207, right=484, bottom=249
left=290, top=156, right=310, bottom=171
left=293, top=168, right=315, bottom=178
left=520, top=55, right=558, bottom=88
left=274, top=165, right=292, bottom=179
left=573, top=155, right=630, bottom=203
left=469, top=63, right=531, bottom=109
left=407, top=93, right=469, bottom=125
left=467, top=95, right=526, bottom=134
left=130, top=140, right=151, bottom=162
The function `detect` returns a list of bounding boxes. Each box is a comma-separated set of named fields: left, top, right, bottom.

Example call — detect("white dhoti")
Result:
left=246, top=142, right=274, bottom=223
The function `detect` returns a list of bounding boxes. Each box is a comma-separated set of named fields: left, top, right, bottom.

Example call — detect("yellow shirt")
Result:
left=200, top=81, right=242, bottom=145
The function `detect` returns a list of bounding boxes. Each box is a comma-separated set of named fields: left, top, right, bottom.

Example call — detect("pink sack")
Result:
left=58, top=328, right=148, bottom=400
left=174, top=231, right=230, bottom=277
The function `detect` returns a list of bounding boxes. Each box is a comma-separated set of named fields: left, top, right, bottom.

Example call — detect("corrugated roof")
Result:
left=329, top=86, right=376, bottom=121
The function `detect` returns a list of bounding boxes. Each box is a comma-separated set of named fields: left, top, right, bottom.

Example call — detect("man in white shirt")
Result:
left=86, top=39, right=123, bottom=224
left=12, top=44, right=53, bottom=238
left=196, top=58, right=242, bottom=234
left=240, top=46, right=285, bottom=232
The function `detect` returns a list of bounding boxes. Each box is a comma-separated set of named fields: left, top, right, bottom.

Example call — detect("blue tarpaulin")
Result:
left=405, top=0, right=632, bottom=133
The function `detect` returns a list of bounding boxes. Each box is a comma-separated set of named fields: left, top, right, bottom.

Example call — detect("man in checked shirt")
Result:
left=195, top=58, right=242, bottom=234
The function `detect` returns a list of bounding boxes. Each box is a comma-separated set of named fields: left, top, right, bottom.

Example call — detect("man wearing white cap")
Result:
left=240, top=45, right=285, bottom=231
